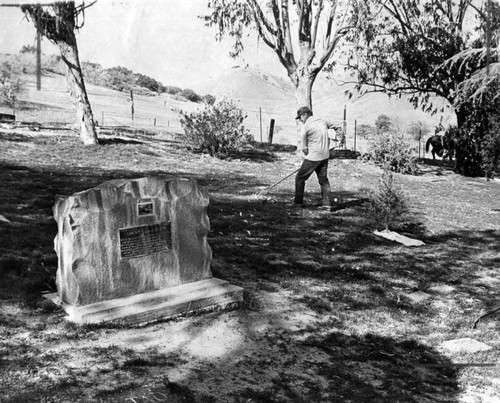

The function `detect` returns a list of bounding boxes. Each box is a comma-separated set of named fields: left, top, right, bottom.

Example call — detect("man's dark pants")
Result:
left=294, top=158, right=331, bottom=206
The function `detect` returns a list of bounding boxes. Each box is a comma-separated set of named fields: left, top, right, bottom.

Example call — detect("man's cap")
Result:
left=295, top=106, right=312, bottom=119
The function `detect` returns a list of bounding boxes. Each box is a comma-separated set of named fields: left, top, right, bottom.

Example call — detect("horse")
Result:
left=425, top=135, right=445, bottom=159
left=426, top=134, right=456, bottom=160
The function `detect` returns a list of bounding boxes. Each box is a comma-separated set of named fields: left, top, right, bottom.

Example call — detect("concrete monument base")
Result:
left=45, top=278, right=243, bottom=326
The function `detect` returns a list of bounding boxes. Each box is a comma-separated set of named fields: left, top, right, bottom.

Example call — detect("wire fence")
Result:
left=10, top=85, right=433, bottom=156
left=11, top=101, right=369, bottom=152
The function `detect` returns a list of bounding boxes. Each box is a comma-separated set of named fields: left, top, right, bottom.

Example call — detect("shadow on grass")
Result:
left=0, top=148, right=489, bottom=402
left=17, top=100, right=67, bottom=111
left=0, top=312, right=460, bottom=402
left=209, top=193, right=500, bottom=318
left=416, top=158, right=456, bottom=176
left=226, top=148, right=279, bottom=162
left=0, top=158, right=268, bottom=304
left=99, top=137, right=146, bottom=146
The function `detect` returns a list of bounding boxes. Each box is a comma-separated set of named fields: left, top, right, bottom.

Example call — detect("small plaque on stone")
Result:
left=119, top=222, right=171, bottom=259
left=137, top=201, right=154, bottom=216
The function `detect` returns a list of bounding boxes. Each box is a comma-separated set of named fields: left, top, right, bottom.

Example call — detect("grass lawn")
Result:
left=1, top=129, right=499, bottom=402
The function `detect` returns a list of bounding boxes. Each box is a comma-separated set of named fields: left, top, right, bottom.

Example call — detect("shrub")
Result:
left=375, top=114, right=394, bottom=134
left=367, top=169, right=408, bottom=230
left=82, top=61, right=105, bottom=86
left=368, top=131, right=418, bottom=174
left=180, top=88, right=202, bottom=103
left=356, top=124, right=375, bottom=139
left=134, top=73, right=162, bottom=93
left=407, top=121, right=431, bottom=141
left=103, top=66, right=135, bottom=91
left=164, top=86, right=182, bottom=95
left=43, top=54, right=63, bottom=75
left=20, top=44, right=36, bottom=54
left=0, top=62, right=25, bottom=111
left=202, top=94, right=216, bottom=105
left=179, top=98, right=253, bottom=157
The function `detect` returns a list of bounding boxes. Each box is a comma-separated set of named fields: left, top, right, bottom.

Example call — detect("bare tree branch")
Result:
left=311, top=0, right=323, bottom=48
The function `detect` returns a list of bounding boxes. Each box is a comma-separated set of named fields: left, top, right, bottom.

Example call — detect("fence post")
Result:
left=36, top=8, right=41, bottom=91
left=419, top=129, right=422, bottom=158
left=354, top=119, right=357, bottom=152
left=259, top=107, right=263, bottom=142
left=101, top=111, right=104, bottom=127
left=268, top=119, right=275, bottom=144
left=343, top=105, right=347, bottom=149
left=130, top=89, right=135, bottom=124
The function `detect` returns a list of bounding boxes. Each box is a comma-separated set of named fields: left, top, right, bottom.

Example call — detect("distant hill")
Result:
left=1, top=51, right=456, bottom=146
left=0, top=51, right=200, bottom=133
left=192, top=66, right=293, bottom=103
left=191, top=65, right=456, bottom=145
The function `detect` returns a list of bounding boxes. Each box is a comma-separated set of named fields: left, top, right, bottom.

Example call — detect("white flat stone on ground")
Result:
left=373, top=229, right=425, bottom=246
left=441, top=338, right=493, bottom=354
left=407, top=291, right=432, bottom=303
left=268, top=259, right=290, bottom=266
left=429, top=285, right=456, bottom=294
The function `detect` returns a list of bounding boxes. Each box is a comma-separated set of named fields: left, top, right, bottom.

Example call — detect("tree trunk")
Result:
left=58, top=40, right=98, bottom=145
left=21, top=3, right=98, bottom=146
left=454, top=105, right=472, bottom=175
left=290, top=70, right=317, bottom=111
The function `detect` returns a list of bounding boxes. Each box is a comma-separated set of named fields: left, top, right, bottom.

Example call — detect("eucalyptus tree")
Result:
left=21, top=1, right=98, bottom=145
left=205, top=0, right=358, bottom=111
left=349, top=0, right=499, bottom=174
left=350, top=0, right=499, bottom=124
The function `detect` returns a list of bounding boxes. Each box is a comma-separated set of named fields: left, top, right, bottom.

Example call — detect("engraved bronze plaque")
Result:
left=119, top=222, right=171, bottom=259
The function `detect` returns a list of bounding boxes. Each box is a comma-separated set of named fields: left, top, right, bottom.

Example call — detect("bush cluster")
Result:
left=80, top=61, right=212, bottom=102
left=179, top=88, right=201, bottom=103
left=179, top=99, right=253, bottom=157
left=0, top=61, right=25, bottom=110
left=367, top=131, right=418, bottom=174
left=455, top=75, right=500, bottom=177
left=481, top=115, right=500, bottom=179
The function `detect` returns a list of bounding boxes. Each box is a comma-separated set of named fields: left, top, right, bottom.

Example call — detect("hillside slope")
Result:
left=1, top=54, right=456, bottom=145
left=192, top=66, right=455, bottom=144
left=0, top=71, right=200, bottom=134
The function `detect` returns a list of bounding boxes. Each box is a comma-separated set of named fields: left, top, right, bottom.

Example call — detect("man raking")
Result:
left=293, top=106, right=343, bottom=209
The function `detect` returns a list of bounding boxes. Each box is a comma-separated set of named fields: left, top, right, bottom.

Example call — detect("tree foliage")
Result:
left=407, top=121, right=430, bottom=142
left=454, top=63, right=500, bottom=176
left=180, top=88, right=202, bottom=103
left=80, top=62, right=207, bottom=99
left=351, top=0, right=499, bottom=114
left=205, top=0, right=357, bottom=109
left=20, top=44, right=36, bottom=54
left=103, top=66, right=135, bottom=91
left=375, top=114, right=394, bottom=134
left=350, top=0, right=500, bottom=176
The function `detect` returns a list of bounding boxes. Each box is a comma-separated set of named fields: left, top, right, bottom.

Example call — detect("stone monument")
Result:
left=47, top=177, right=242, bottom=325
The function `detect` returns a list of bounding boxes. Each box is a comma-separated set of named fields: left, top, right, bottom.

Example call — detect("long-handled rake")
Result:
left=255, top=167, right=300, bottom=196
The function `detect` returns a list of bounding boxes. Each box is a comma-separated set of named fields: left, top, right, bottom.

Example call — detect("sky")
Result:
left=0, top=0, right=284, bottom=87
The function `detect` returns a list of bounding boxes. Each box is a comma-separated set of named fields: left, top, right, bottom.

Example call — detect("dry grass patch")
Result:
left=1, top=130, right=499, bottom=402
